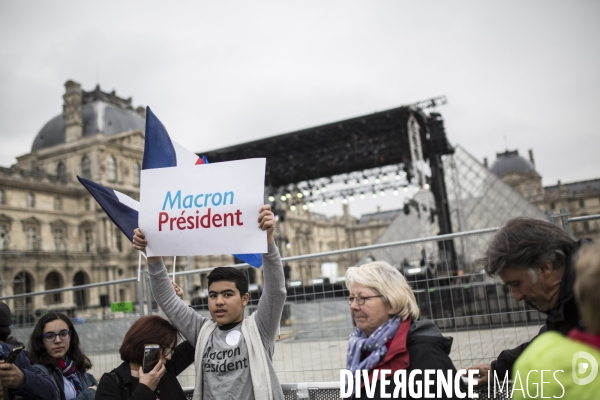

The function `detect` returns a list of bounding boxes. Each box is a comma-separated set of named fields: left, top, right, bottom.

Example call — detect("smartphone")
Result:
left=4, top=346, right=24, bottom=364
left=142, top=344, right=160, bottom=373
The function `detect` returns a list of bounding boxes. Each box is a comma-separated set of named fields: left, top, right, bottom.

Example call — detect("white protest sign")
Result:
left=139, top=158, right=267, bottom=257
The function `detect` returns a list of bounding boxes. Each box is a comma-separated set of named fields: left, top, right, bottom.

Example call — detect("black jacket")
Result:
left=0, top=342, right=56, bottom=400
left=95, top=341, right=195, bottom=400
left=369, top=320, right=465, bottom=400
left=491, top=240, right=587, bottom=379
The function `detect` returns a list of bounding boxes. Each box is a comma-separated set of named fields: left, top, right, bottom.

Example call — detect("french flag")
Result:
left=77, top=177, right=139, bottom=243
left=142, top=106, right=207, bottom=169
left=77, top=107, right=263, bottom=268
left=141, top=107, right=263, bottom=268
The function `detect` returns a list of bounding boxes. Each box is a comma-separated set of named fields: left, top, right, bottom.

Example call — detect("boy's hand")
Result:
left=258, top=205, right=276, bottom=244
left=133, top=228, right=162, bottom=263
left=172, top=281, right=184, bottom=300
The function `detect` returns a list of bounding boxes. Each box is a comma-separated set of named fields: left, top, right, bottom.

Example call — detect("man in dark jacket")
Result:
left=467, top=218, right=586, bottom=386
left=0, top=302, right=56, bottom=399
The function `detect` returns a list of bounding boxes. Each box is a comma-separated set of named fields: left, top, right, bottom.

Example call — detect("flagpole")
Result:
left=172, top=256, right=177, bottom=282
left=137, top=251, right=142, bottom=282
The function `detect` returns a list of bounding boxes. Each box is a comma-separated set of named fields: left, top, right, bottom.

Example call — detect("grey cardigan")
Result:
left=148, top=241, right=286, bottom=400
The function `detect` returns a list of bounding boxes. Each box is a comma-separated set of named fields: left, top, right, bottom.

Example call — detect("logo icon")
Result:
left=572, top=351, right=598, bottom=385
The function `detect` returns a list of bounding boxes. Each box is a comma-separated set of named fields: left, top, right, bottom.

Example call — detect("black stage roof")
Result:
left=201, top=105, right=452, bottom=189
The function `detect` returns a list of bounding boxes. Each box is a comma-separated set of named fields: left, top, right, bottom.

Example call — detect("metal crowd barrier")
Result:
left=183, top=381, right=514, bottom=399
left=0, top=213, right=597, bottom=388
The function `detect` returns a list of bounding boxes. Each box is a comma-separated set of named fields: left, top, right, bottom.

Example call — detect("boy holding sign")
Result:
left=133, top=205, right=285, bottom=400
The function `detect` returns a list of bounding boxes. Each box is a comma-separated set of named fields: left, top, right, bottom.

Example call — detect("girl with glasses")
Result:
left=95, top=315, right=195, bottom=400
left=28, top=313, right=97, bottom=400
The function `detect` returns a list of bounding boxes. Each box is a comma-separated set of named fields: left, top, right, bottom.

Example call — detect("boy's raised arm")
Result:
left=254, top=205, right=287, bottom=343
left=134, top=228, right=206, bottom=343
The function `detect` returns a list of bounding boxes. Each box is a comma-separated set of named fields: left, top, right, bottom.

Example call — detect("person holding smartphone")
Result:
left=28, top=313, right=97, bottom=400
left=0, top=302, right=56, bottom=400
left=95, top=315, right=195, bottom=400
left=133, top=204, right=286, bottom=400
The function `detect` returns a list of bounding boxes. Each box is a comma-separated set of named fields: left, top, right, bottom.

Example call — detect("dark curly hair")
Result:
left=28, top=313, right=92, bottom=372
left=480, top=217, right=577, bottom=277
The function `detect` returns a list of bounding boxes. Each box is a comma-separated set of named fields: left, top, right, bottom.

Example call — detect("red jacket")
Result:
left=356, top=318, right=459, bottom=399
left=361, top=317, right=411, bottom=388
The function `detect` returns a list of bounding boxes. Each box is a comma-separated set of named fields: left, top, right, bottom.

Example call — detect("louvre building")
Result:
left=0, top=81, right=393, bottom=321
left=1, top=80, right=598, bottom=323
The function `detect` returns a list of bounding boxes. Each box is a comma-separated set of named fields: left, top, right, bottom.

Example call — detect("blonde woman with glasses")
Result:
left=344, top=261, right=461, bottom=399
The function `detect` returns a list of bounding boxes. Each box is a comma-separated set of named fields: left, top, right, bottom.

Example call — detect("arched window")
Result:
left=133, top=161, right=140, bottom=187
left=81, top=156, right=91, bottom=179
left=45, top=272, right=63, bottom=304
left=73, top=271, right=90, bottom=307
left=13, top=272, right=34, bottom=321
left=26, top=192, right=35, bottom=208
left=57, top=162, right=66, bottom=180
left=54, top=196, right=62, bottom=211
left=107, top=155, right=117, bottom=182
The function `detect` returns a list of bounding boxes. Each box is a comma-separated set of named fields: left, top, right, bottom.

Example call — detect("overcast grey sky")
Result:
left=1, top=1, right=599, bottom=216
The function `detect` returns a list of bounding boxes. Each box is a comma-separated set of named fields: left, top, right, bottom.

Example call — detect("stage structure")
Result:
left=202, top=96, right=458, bottom=271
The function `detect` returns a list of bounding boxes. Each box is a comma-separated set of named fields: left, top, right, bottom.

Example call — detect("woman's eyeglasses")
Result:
left=42, top=329, right=72, bottom=342
left=345, top=295, right=382, bottom=306
left=161, top=345, right=175, bottom=357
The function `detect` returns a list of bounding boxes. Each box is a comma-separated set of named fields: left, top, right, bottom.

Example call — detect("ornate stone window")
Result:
left=26, top=192, right=35, bottom=208
left=22, top=217, right=41, bottom=251
left=54, top=228, right=64, bottom=250
left=107, top=155, right=117, bottom=182
left=85, top=229, right=93, bottom=252
left=54, top=196, right=62, bottom=211
left=0, top=214, right=12, bottom=249
left=51, top=220, right=67, bottom=251
left=26, top=227, right=38, bottom=251
left=57, top=162, right=67, bottom=180
left=133, top=161, right=140, bottom=187
left=80, top=221, right=94, bottom=252
left=81, top=156, right=91, bottom=179
left=0, top=189, right=4, bottom=205
left=84, top=197, right=90, bottom=211
left=115, top=227, right=122, bottom=252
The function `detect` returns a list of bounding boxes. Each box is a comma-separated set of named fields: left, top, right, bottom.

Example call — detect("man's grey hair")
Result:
left=480, top=217, right=577, bottom=277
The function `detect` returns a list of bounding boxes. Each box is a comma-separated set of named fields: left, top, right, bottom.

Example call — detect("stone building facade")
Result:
left=0, top=80, right=392, bottom=320
left=489, top=149, right=600, bottom=240
left=272, top=204, right=399, bottom=284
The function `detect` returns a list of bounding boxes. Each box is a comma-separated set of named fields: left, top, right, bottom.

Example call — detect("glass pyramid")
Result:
left=362, top=145, right=546, bottom=273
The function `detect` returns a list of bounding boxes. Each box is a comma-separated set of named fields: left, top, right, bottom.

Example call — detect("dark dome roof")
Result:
left=32, top=87, right=145, bottom=152
left=490, top=150, right=536, bottom=176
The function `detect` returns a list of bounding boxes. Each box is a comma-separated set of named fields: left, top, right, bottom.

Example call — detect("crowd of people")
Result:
left=0, top=209, right=597, bottom=399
